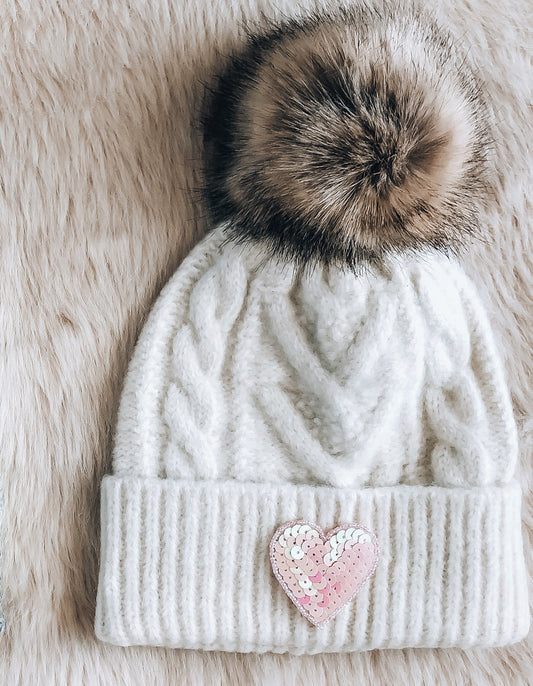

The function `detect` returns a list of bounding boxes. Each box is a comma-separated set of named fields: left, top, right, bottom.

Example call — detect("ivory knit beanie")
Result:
left=94, top=225, right=529, bottom=652
left=95, top=6, right=529, bottom=653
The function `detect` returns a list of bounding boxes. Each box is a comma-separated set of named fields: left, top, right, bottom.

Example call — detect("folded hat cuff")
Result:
left=95, top=475, right=529, bottom=653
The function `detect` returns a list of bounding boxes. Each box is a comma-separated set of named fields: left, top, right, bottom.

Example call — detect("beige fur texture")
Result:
left=215, top=5, right=491, bottom=266
left=0, top=0, right=531, bottom=684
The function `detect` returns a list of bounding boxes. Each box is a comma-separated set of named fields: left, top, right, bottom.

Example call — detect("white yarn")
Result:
left=96, top=224, right=529, bottom=653
left=114, top=225, right=517, bottom=489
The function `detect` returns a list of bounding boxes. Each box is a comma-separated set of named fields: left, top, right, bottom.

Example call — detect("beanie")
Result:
left=94, top=225, right=529, bottom=653
left=95, top=5, right=529, bottom=654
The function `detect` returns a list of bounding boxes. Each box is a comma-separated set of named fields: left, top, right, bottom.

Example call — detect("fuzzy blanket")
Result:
left=0, top=0, right=531, bottom=683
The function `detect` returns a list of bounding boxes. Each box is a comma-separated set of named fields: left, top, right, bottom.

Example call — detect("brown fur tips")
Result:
left=202, top=5, right=492, bottom=269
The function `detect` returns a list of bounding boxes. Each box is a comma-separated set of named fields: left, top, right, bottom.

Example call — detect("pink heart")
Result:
left=269, top=520, right=379, bottom=626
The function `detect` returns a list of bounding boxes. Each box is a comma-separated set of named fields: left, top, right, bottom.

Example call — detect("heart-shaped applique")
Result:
left=269, top=520, right=379, bottom=626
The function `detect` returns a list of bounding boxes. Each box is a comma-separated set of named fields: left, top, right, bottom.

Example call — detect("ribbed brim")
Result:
left=95, top=476, right=529, bottom=653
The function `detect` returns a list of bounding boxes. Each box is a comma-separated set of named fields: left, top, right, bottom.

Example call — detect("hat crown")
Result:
left=113, top=227, right=517, bottom=490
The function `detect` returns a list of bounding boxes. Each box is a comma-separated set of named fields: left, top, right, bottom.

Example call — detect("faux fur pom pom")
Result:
left=203, top=5, right=492, bottom=268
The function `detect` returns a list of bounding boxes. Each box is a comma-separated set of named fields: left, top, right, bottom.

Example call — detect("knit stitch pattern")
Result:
left=95, top=225, right=529, bottom=653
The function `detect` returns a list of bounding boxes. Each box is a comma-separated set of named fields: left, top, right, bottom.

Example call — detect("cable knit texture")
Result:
left=95, top=225, right=529, bottom=653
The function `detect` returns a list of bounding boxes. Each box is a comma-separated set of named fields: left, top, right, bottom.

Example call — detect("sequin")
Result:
left=302, top=539, right=317, bottom=552
left=290, top=545, right=305, bottom=560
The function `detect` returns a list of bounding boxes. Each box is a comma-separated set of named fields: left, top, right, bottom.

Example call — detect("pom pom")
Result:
left=203, top=6, right=492, bottom=268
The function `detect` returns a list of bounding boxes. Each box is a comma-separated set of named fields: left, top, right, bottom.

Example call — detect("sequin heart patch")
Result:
left=270, top=520, right=379, bottom=626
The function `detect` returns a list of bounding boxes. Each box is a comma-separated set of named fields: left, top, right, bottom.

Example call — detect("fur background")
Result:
left=0, top=0, right=531, bottom=684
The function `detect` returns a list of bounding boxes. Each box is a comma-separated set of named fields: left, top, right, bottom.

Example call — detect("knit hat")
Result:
left=94, top=225, right=529, bottom=652
left=95, top=6, right=529, bottom=653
